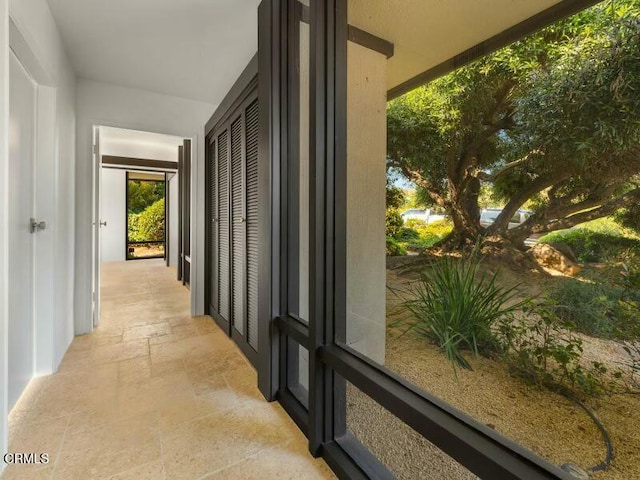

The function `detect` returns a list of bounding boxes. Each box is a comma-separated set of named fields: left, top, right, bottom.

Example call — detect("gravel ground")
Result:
left=346, top=257, right=640, bottom=480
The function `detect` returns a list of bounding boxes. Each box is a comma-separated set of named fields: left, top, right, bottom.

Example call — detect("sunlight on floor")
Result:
left=1, top=259, right=334, bottom=480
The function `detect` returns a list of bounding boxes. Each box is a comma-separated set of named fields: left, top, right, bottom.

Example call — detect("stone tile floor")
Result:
left=2, top=259, right=334, bottom=480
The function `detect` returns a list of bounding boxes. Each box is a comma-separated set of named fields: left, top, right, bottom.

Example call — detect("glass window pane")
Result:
left=339, top=1, right=638, bottom=478
left=288, top=0, right=310, bottom=324
left=287, top=338, right=309, bottom=408
left=126, top=175, right=166, bottom=260
left=337, top=376, right=475, bottom=480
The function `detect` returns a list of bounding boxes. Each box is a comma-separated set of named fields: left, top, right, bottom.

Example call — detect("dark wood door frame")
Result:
left=177, top=145, right=184, bottom=282
left=182, top=139, right=192, bottom=287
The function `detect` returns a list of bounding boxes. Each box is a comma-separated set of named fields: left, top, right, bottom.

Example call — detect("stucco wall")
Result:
left=346, top=42, right=387, bottom=364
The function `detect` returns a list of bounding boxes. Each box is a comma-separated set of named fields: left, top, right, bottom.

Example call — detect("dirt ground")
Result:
left=128, top=243, right=164, bottom=259
left=348, top=256, right=640, bottom=480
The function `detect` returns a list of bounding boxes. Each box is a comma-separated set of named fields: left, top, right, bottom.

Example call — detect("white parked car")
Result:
left=480, top=208, right=531, bottom=229
left=401, top=208, right=446, bottom=224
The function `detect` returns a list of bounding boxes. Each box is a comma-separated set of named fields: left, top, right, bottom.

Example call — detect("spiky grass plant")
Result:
left=395, top=255, right=527, bottom=370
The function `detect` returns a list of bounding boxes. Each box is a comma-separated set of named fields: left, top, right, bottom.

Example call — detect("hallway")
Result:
left=2, top=260, right=333, bottom=480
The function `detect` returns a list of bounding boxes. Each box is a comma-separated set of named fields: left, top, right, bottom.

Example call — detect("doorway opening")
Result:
left=95, top=126, right=191, bottom=328
left=126, top=171, right=166, bottom=260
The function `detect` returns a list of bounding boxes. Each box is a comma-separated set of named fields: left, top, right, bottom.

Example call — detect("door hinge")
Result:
left=93, top=144, right=98, bottom=155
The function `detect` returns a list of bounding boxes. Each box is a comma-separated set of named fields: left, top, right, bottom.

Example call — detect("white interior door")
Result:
left=8, top=50, right=36, bottom=410
left=92, top=127, right=102, bottom=327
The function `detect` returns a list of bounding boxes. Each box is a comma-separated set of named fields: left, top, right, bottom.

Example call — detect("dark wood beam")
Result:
left=102, top=155, right=178, bottom=170
left=347, top=25, right=394, bottom=59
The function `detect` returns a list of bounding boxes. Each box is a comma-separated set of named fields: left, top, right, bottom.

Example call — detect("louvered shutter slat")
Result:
left=245, top=100, right=259, bottom=349
left=231, top=117, right=244, bottom=335
left=217, top=130, right=230, bottom=321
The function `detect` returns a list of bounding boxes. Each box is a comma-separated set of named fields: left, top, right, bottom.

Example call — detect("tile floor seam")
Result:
left=47, top=413, right=72, bottom=480
left=194, top=437, right=300, bottom=480
left=155, top=409, right=167, bottom=480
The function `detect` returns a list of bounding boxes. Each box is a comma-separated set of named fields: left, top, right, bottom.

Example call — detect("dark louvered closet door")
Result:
left=230, top=116, right=245, bottom=337
left=205, top=88, right=258, bottom=366
left=209, top=139, right=218, bottom=313
left=245, top=100, right=259, bottom=350
left=217, top=130, right=230, bottom=322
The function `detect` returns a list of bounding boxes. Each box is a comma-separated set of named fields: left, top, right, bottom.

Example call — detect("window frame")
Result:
left=259, top=0, right=603, bottom=478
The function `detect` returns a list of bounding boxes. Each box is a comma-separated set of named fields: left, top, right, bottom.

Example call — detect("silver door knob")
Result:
left=29, top=218, right=46, bottom=233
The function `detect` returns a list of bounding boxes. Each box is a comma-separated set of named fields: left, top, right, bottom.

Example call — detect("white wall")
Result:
left=100, top=168, right=126, bottom=263
left=75, top=79, right=215, bottom=334
left=346, top=42, right=387, bottom=364
left=101, top=127, right=183, bottom=161
left=0, top=0, right=9, bottom=472
left=1, top=0, right=76, bottom=470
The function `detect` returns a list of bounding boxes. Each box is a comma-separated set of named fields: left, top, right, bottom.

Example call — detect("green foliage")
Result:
left=616, top=206, right=640, bottom=234
left=138, top=198, right=165, bottom=241
left=128, top=198, right=165, bottom=242
left=386, top=237, right=407, bottom=256
left=387, top=1, right=640, bottom=244
left=547, top=277, right=640, bottom=340
left=128, top=213, right=141, bottom=242
left=386, top=184, right=406, bottom=210
left=128, top=180, right=164, bottom=214
left=397, top=226, right=420, bottom=242
left=540, top=219, right=640, bottom=262
left=497, top=306, right=613, bottom=398
left=396, top=255, right=526, bottom=370
left=391, top=219, right=454, bottom=252
left=421, top=219, right=453, bottom=239
left=386, top=208, right=404, bottom=238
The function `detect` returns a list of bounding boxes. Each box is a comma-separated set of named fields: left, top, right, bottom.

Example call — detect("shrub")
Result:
left=386, top=237, right=407, bottom=256
left=422, top=219, right=453, bottom=238
left=386, top=208, right=404, bottom=238
left=405, top=219, right=428, bottom=230
left=129, top=198, right=165, bottom=242
left=397, top=227, right=420, bottom=242
left=548, top=278, right=640, bottom=340
left=497, top=306, right=613, bottom=398
left=128, top=212, right=142, bottom=241
left=396, top=255, right=526, bottom=370
left=404, top=235, right=441, bottom=251
left=396, top=219, right=453, bottom=252
left=540, top=220, right=640, bottom=263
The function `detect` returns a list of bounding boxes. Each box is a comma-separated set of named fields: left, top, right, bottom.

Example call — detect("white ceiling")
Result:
left=47, top=0, right=569, bottom=104
left=101, top=126, right=184, bottom=161
left=46, top=0, right=260, bottom=104
left=349, top=0, right=562, bottom=92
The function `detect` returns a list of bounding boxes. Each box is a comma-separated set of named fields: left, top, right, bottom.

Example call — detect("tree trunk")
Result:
left=442, top=177, right=484, bottom=249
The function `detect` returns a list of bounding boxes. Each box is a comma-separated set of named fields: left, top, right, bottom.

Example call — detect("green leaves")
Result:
left=128, top=198, right=165, bottom=242
left=498, top=305, right=615, bottom=398
left=395, top=255, right=526, bottom=370
left=387, top=0, right=640, bottom=243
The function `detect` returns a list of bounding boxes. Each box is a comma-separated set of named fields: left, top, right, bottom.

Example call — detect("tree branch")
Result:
left=397, top=164, right=448, bottom=208
left=487, top=172, right=571, bottom=235
left=532, top=187, right=640, bottom=233
left=478, top=149, right=544, bottom=182
left=507, top=187, right=640, bottom=243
